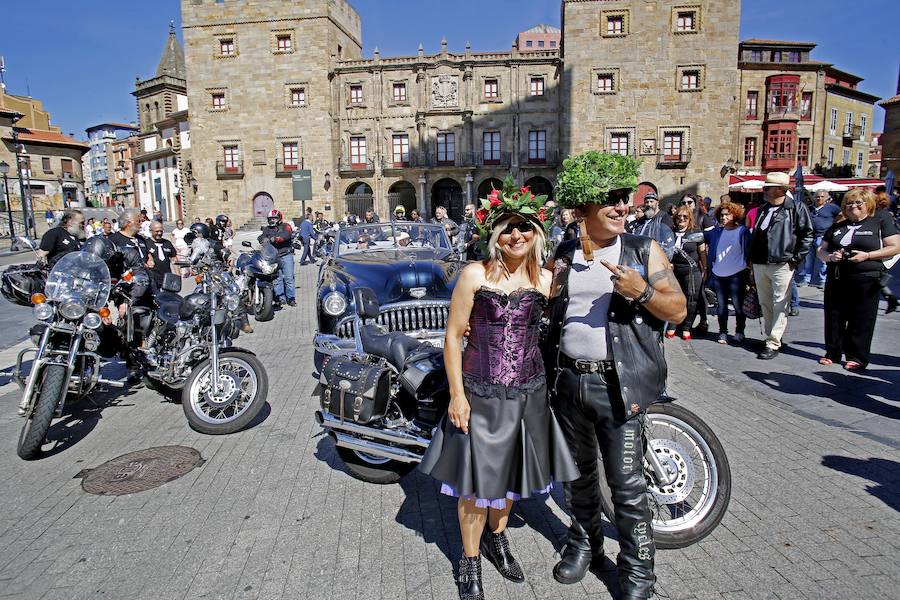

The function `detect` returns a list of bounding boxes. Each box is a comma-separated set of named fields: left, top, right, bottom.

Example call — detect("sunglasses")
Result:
left=845, top=201, right=865, bottom=208
left=675, top=215, right=689, bottom=220
left=680, top=200, right=695, bottom=205
left=499, top=220, right=536, bottom=235
left=603, top=191, right=631, bottom=206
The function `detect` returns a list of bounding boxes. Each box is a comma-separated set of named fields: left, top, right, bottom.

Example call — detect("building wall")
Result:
left=561, top=0, right=741, bottom=201
left=821, top=92, right=874, bottom=175
left=882, top=104, right=900, bottom=178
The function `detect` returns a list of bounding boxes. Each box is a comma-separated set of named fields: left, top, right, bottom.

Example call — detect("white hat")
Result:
left=762, top=172, right=790, bottom=188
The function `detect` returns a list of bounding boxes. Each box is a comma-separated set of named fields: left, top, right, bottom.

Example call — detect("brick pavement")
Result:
left=0, top=261, right=897, bottom=600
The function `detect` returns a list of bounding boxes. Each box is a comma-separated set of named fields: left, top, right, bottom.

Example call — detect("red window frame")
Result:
left=609, top=133, right=629, bottom=156
left=597, top=73, right=614, bottom=92
left=220, top=39, right=235, bottom=56
left=350, top=136, right=366, bottom=167
left=290, top=88, right=305, bottom=106
left=276, top=36, right=292, bottom=52
left=282, top=143, right=299, bottom=170
left=681, top=71, right=699, bottom=90
left=663, top=133, right=683, bottom=161
left=223, top=145, right=239, bottom=172
left=746, top=91, right=758, bottom=119
left=607, top=16, right=624, bottom=35
left=676, top=11, right=695, bottom=32
left=349, top=85, right=363, bottom=105
left=392, top=134, right=410, bottom=167
left=483, top=79, right=498, bottom=99
left=797, top=138, right=809, bottom=166
left=743, top=138, right=756, bottom=164
left=211, top=93, right=225, bottom=109
left=765, top=128, right=794, bottom=161
left=483, top=132, right=501, bottom=164
left=800, top=92, right=812, bottom=121
left=767, top=75, right=798, bottom=112
left=530, top=77, right=544, bottom=96
left=437, top=132, right=455, bottom=165
left=392, top=82, right=407, bottom=102
left=528, top=130, right=546, bottom=163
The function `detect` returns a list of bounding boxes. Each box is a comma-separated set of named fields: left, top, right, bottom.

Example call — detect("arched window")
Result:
left=154, top=101, right=160, bottom=122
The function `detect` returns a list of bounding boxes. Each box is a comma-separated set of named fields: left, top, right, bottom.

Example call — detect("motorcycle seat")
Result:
left=156, top=291, right=184, bottom=324
left=359, top=323, right=424, bottom=368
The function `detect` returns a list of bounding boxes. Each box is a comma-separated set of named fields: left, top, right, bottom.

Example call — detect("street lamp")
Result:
left=0, top=160, right=14, bottom=249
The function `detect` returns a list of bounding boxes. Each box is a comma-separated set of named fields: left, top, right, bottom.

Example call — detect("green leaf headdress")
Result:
left=555, top=151, right=641, bottom=209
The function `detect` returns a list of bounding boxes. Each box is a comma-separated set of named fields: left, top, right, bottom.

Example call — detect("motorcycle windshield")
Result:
left=45, top=251, right=112, bottom=310
left=259, top=243, right=279, bottom=263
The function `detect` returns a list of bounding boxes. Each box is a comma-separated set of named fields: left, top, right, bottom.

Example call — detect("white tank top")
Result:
left=560, top=238, right=621, bottom=361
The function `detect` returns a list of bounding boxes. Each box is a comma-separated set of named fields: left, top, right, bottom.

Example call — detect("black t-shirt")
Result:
left=39, top=226, right=80, bottom=267
left=108, top=232, right=150, bottom=279
left=672, top=228, right=703, bottom=271
left=749, top=205, right=782, bottom=264
left=823, top=215, right=898, bottom=277
left=147, top=238, right=176, bottom=284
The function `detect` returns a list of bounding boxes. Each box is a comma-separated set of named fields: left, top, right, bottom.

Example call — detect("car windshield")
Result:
left=335, top=222, right=452, bottom=256
left=44, top=251, right=112, bottom=310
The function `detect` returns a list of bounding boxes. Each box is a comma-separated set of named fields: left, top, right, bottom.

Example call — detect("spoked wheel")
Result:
left=17, top=365, right=67, bottom=460
left=182, top=351, right=268, bottom=434
left=598, top=402, right=731, bottom=549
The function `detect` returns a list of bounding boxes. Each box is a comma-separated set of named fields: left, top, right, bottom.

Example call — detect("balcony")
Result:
left=338, top=157, right=375, bottom=174
left=275, top=158, right=304, bottom=177
left=61, top=172, right=75, bottom=180
left=380, top=153, right=431, bottom=171
left=766, top=103, right=800, bottom=121
left=216, top=160, right=244, bottom=179
left=520, top=150, right=560, bottom=167
left=656, top=148, right=692, bottom=168
left=843, top=125, right=863, bottom=142
left=475, top=151, right=512, bottom=168
left=762, top=152, right=795, bottom=171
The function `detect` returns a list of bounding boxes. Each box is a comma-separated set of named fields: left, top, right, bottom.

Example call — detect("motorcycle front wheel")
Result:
left=182, top=351, right=268, bottom=434
left=254, top=286, right=274, bottom=322
left=17, top=364, right=67, bottom=460
left=598, top=402, right=731, bottom=549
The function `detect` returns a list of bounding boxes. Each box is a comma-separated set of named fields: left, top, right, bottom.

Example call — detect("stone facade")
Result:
left=560, top=0, right=741, bottom=203
left=880, top=95, right=900, bottom=180
left=111, top=134, right=140, bottom=208
left=84, top=123, right=139, bottom=206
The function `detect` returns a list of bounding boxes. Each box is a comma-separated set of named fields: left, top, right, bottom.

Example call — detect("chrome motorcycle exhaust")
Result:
left=315, top=410, right=430, bottom=448
left=328, top=431, right=424, bottom=464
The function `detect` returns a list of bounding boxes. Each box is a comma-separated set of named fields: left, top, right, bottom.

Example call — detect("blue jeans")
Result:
left=796, top=235, right=826, bottom=286
left=300, top=236, right=313, bottom=264
left=713, top=270, right=748, bottom=335
left=790, top=279, right=799, bottom=309
left=275, top=253, right=295, bottom=302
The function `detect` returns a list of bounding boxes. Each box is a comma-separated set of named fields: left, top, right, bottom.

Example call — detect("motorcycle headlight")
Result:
left=83, top=330, right=99, bottom=351
left=83, top=312, right=102, bottom=330
left=259, top=261, right=277, bottom=275
left=59, top=301, right=86, bottom=320
left=323, top=292, right=347, bottom=316
left=225, top=294, right=241, bottom=312
left=33, top=303, right=54, bottom=322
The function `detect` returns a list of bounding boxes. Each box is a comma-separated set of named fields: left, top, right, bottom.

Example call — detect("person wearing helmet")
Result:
left=393, top=205, right=407, bottom=221
left=258, top=209, right=296, bottom=306
left=211, top=213, right=231, bottom=254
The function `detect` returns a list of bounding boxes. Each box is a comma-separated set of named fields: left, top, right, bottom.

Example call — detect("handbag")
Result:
left=742, top=284, right=761, bottom=320
left=319, top=356, right=391, bottom=425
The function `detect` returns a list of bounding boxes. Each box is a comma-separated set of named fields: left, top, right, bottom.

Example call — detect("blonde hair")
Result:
left=841, top=189, right=876, bottom=218
left=483, top=215, right=545, bottom=287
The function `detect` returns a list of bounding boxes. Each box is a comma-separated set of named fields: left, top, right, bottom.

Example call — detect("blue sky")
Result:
left=1, top=0, right=896, bottom=137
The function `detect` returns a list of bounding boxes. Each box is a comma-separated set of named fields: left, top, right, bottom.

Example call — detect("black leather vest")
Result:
left=543, top=234, right=667, bottom=420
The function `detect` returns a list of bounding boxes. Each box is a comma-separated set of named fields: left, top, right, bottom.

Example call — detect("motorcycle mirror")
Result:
left=183, top=232, right=196, bottom=246
left=242, top=240, right=252, bottom=248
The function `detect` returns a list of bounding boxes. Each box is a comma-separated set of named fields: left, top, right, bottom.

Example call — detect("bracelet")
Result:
left=635, top=283, right=655, bottom=305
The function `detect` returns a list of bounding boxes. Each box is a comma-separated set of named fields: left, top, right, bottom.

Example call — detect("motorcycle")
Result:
left=123, top=238, right=269, bottom=434
left=13, top=247, right=124, bottom=459
left=236, top=240, right=280, bottom=322
left=316, top=287, right=731, bottom=549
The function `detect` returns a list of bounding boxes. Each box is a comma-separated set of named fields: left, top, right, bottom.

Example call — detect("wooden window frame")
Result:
left=223, top=145, right=240, bottom=172
left=350, top=136, right=367, bottom=167
left=349, top=84, right=364, bottom=106
left=529, top=77, right=544, bottom=97
left=662, top=132, right=684, bottom=161
left=743, top=137, right=757, bottom=165
left=746, top=91, right=759, bottom=120
left=672, top=6, right=701, bottom=34
left=437, top=132, right=456, bottom=165
left=483, top=78, right=499, bottom=100
left=528, top=130, right=547, bottom=163
left=282, top=142, right=300, bottom=170
left=392, top=82, right=407, bottom=103
left=609, top=133, right=629, bottom=157
left=601, top=10, right=629, bottom=37
left=483, top=131, right=501, bottom=164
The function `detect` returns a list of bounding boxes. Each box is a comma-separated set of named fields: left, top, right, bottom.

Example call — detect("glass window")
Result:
left=746, top=91, right=758, bottom=119
left=597, top=73, right=615, bottom=92
left=484, top=79, right=499, bottom=99
left=663, top=133, right=683, bottom=160
left=750, top=50, right=762, bottom=62
left=282, top=142, right=299, bottom=169
left=550, top=40, right=557, bottom=48
left=860, top=114, right=867, bottom=137
left=219, top=39, right=234, bottom=56
left=771, top=51, right=782, bottom=62
left=437, top=132, right=455, bottom=164
left=743, top=138, right=756, bottom=164
left=276, top=35, right=292, bottom=52
left=829, top=108, right=838, bottom=134
left=800, top=92, right=812, bottom=120
left=842, top=149, right=850, bottom=165
left=530, top=77, right=544, bottom=96
left=676, top=11, right=695, bottom=32
left=827, top=147, right=834, bottom=165
left=845, top=111, right=853, bottom=134
left=538, top=40, right=545, bottom=48
left=609, top=133, right=629, bottom=156
left=392, top=134, right=410, bottom=166
left=42, top=157, right=52, bottom=172
left=392, top=82, right=407, bottom=102
left=223, top=145, right=239, bottom=170
left=856, top=151, right=864, bottom=174
left=290, top=88, right=306, bottom=106
left=350, top=85, right=363, bottom=104
left=350, top=136, right=366, bottom=166
left=483, top=132, right=501, bottom=163
left=211, top=93, right=225, bottom=109
left=607, top=16, right=624, bottom=34
left=787, top=51, right=800, bottom=63
left=681, top=70, right=700, bottom=90
left=528, top=130, right=547, bottom=162
left=525, top=40, right=533, bottom=48
left=797, top=138, right=809, bottom=166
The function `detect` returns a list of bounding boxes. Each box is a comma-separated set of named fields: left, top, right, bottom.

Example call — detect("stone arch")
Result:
left=252, top=191, right=275, bottom=217
left=387, top=180, right=417, bottom=218
left=476, top=177, right=504, bottom=202
left=431, top=178, right=464, bottom=221
left=344, top=181, right=374, bottom=218
left=524, top=176, right=554, bottom=202
left=634, top=181, right=658, bottom=206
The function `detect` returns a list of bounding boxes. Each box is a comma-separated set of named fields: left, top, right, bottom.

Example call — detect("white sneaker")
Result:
left=733, top=333, right=745, bottom=343
left=717, top=334, right=728, bottom=344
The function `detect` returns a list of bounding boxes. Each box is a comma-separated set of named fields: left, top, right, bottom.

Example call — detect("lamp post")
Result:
left=0, top=160, right=14, bottom=249
left=11, top=131, right=34, bottom=239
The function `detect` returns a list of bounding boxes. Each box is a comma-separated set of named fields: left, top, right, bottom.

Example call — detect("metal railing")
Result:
left=519, top=150, right=560, bottom=166
left=474, top=151, right=512, bottom=168
left=216, top=160, right=244, bottom=179
left=843, top=125, right=863, bottom=141
left=275, top=158, right=304, bottom=177
left=338, top=157, right=375, bottom=173
left=766, top=103, right=800, bottom=120
left=656, top=148, right=693, bottom=167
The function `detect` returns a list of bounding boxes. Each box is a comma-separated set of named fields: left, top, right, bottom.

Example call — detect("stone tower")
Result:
left=181, top=0, right=362, bottom=225
left=134, top=23, right=187, bottom=134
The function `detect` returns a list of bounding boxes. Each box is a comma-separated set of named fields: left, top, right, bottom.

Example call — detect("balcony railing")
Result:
left=656, top=148, right=692, bottom=168
left=474, top=151, right=512, bottom=168
left=216, top=160, right=244, bottom=179
left=843, top=125, right=863, bottom=141
left=766, top=103, right=800, bottom=121
left=520, top=150, right=560, bottom=167
left=380, top=153, right=431, bottom=170
left=338, top=157, right=375, bottom=174
left=762, top=152, right=796, bottom=170
left=275, top=158, right=304, bottom=177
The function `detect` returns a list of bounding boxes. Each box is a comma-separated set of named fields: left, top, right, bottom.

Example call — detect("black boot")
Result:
left=457, top=555, right=484, bottom=600
left=886, top=294, right=898, bottom=314
left=553, top=541, right=604, bottom=584
left=480, top=530, right=524, bottom=583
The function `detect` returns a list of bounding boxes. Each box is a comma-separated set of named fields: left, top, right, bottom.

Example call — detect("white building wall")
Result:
left=176, top=94, right=188, bottom=112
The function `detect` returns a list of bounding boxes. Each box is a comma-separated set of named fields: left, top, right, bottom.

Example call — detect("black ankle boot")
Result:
left=457, top=555, right=484, bottom=600
left=480, top=530, right=524, bottom=583
left=886, top=294, right=898, bottom=314
left=552, top=543, right=604, bottom=584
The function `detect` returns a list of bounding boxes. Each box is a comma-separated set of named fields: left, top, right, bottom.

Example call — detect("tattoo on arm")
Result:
left=648, top=267, right=679, bottom=289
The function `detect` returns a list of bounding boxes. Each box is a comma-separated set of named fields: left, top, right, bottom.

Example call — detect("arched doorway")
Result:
left=252, top=192, right=274, bottom=217
left=431, top=178, right=463, bottom=221
left=386, top=181, right=417, bottom=218
left=476, top=178, right=504, bottom=203
left=524, top=176, right=554, bottom=202
left=633, top=181, right=658, bottom=207
left=345, top=182, right=374, bottom=219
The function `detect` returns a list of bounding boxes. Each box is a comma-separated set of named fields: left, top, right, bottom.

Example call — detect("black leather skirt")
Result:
left=419, top=375, right=579, bottom=506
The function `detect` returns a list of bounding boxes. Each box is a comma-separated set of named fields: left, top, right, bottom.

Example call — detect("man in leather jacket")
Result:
left=546, top=152, right=687, bottom=600
left=258, top=209, right=296, bottom=306
left=749, top=172, right=813, bottom=360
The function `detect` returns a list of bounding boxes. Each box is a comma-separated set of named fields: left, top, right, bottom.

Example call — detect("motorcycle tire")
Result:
left=597, top=402, right=731, bottom=549
left=182, top=351, right=268, bottom=435
left=254, top=287, right=274, bottom=322
left=17, top=364, right=67, bottom=460
left=335, top=446, right=416, bottom=485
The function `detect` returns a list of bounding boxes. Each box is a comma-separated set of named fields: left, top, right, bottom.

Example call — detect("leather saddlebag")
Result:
left=320, top=356, right=391, bottom=425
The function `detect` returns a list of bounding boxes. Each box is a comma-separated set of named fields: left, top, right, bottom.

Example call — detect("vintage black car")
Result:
left=313, top=221, right=464, bottom=370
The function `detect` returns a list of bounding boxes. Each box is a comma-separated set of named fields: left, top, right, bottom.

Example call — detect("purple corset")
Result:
left=462, top=287, right=547, bottom=387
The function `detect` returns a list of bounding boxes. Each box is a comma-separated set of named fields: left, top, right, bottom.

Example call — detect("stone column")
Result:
left=418, top=174, right=427, bottom=215
left=465, top=173, right=473, bottom=205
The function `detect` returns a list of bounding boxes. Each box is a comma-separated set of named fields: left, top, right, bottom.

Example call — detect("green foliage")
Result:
left=555, top=151, right=641, bottom=208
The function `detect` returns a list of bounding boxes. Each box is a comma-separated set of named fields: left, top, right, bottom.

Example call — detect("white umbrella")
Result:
left=729, top=180, right=765, bottom=191
left=806, top=180, right=848, bottom=192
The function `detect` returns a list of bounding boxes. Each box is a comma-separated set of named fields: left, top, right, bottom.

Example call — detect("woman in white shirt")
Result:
left=171, top=219, right=191, bottom=277
left=704, top=201, right=752, bottom=344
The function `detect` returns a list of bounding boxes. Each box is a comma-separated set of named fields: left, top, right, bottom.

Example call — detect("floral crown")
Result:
left=475, top=176, right=554, bottom=242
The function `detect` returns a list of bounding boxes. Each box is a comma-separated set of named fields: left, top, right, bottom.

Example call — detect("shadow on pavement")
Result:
left=821, top=455, right=900, bottom=513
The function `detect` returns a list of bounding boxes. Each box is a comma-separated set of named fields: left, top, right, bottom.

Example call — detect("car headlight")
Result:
left=225, top=294, right=241, bottom=312
left=323, top=291, right=347, bottom=316
left=59, top=301, right=86, bottom=320
left=83, top=312, right=102, bottom=329
left=33, top=303, right=54, bottom=321
left=259, top=261, right=277, bottom=275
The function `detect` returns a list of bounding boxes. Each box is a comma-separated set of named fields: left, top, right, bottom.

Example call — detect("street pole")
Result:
left=1, top=173, right=14, bottom=250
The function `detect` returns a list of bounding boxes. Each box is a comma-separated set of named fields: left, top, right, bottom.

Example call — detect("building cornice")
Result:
left=134, top=147, right=176, bottom=162
left=825, top=84, right=880, bottom=105
left=182, top=14, right=362, bottom=49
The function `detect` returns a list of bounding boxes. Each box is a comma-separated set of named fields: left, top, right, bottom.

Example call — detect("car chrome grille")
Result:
left=337, top=301, right=450, bottom=338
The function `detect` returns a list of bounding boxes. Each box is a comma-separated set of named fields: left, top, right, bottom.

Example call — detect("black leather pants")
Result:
left=553, top=366, right=656, bottom=599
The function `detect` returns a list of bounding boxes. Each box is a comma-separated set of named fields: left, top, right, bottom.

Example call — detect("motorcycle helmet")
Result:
left=189, top=222, right=210, bottom=240
left=215, top=214, right=229, bottom=228
left=267, top=209, right=283, bottom=227
left=82, top=235, right=115, bottom=262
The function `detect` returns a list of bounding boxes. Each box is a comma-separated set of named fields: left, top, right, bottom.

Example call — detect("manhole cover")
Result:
left=78, top=446, right=204, bottom=496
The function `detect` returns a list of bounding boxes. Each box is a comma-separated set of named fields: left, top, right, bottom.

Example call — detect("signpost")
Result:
left=291, top=170, right=312, bottom=216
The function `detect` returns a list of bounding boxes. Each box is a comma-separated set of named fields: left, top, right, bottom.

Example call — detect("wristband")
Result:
left=635, top=283, right=655, bottom=305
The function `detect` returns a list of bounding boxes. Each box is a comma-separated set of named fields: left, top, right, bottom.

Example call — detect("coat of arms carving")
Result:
left=432, top=75, right=458, bottom=108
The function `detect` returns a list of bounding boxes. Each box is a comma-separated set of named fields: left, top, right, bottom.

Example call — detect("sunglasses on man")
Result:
left=601, top=190, right=631, bottom=206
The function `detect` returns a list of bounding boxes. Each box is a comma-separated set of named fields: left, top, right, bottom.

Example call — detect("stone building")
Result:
left=560, top=0, right=741, bottom=204
left=84, top=122, right=139, bottom=206
left=111, top=133, right=140, bottom=208
left=878, top=68, right=900, bottom=179
left=0, top=90, right=87, bottom=225
left=133, top=24, right=191, bottom=220
left=736, top=39, right=878, bottom=177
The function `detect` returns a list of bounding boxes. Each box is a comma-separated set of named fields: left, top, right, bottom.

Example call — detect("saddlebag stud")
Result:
left=321, top=357, right=391, bottom=425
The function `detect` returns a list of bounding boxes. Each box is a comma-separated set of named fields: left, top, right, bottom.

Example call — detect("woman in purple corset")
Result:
left=419, top=180, right=579, bottom=600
